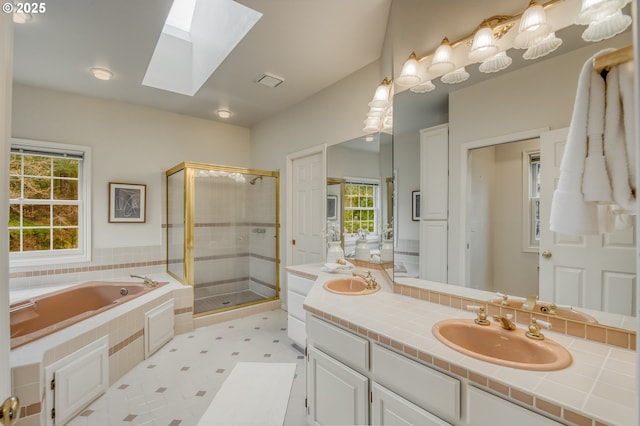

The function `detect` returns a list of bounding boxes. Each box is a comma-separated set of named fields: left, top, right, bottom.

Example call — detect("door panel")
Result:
left=540, top=128, right=636, bottom=315
left=292, top=152, right=324, bottom=265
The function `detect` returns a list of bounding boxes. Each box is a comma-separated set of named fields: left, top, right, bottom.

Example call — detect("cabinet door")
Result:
left=307, top=346, right=368, bottom=426
left=372, top=383, right=452, bottom=426
left=466, top=386, right=562, bottom=426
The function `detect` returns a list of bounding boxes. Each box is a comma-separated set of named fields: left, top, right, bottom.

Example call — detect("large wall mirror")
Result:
left=392, top=14, right=635, bottom=331
left=326, top=132, right=393, bottom=266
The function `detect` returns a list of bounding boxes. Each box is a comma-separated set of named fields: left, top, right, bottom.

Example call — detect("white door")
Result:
left=291, top=151, right=325, bottom=265
left=539, top=128, right=636, bottom=314
left=307, top=346, right=368, bottom=426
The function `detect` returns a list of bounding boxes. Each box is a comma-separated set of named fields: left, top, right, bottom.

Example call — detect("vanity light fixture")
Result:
left=479, top=51, right=513, bottom=73
left=216, top=109, right=232, bottom=119
left=396, top=52, right=421, bottom=87
left=468, top=23, right=499, bottom=63
left=575, top=0, right=632, bottom=42
left=90, top=67, right=114, bottom=81
left=514, top=1, right=552, bottom=49
left=427, top=38, right=456, bottom=75
left=361, top=0, right=574, bottom=134
left=441, top=67, right=470, bottom=85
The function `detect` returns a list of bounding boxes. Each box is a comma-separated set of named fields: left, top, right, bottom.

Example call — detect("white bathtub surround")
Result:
left=9, top=273, right=192, bottom=425
left=197, top=362, right=296, bottom=426
left=292, top=264, right=637, bottom=426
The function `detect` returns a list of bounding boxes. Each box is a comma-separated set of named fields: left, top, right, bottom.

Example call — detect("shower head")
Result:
left=249, top=176, right=263, bottom=185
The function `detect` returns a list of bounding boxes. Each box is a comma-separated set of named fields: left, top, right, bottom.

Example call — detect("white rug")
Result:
left=197, top=362, right=297, bottom=426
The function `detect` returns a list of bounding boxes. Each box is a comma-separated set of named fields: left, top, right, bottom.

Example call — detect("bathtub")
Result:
left=10, top=280, right=166, bottom=349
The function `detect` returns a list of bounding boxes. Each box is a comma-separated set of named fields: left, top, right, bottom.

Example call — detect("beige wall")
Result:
left=12, top=84, right=251, bottom=250
left=447, top=32, right=632, bottom=285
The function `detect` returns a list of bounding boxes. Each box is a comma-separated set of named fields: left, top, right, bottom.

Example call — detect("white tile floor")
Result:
left=68, top=309, right=307, bottom=426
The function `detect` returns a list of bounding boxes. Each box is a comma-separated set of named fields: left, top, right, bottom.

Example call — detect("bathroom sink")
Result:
left=323, top=278, right=379, bottom=295
left=488, top=299, right=597, bottom=323
left=432, top=319, right=572, bottom=371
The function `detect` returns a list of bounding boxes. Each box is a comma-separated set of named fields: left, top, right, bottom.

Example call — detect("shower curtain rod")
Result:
left=594, top=45, right=634, bottom=74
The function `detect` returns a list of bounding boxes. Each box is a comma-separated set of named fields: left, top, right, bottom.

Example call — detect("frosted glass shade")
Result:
left=410, top=80, right=435, bottom=93
left=428, top=38, right=455, bottom=75
left=441, top=67, right=470, bottom=85
left=396, top=52, right=421, bottom=87
left=576, top=0, right=630, bottom=24
left=514, top=3, right=552, bottom=49
left=479, top=51, right=513, bottom=73
left=469, top=26, right=498, bottom=62
left=363, top=117, right=381, bottom=133
left=581, top=9, right=631, bottom=41
left=369, top=79, right=392, bottom=108
left=523, top=32, right=563, bottom=60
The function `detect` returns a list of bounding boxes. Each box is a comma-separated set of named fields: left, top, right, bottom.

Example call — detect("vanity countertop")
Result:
left=289, top=264, right=637, bottom=426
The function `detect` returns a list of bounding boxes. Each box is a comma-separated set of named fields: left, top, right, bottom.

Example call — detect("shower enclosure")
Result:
left=166, top=162, right=279, bottom=315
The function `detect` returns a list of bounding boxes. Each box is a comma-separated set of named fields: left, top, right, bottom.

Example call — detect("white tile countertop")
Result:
left=289, top=263, right=637, bottom=426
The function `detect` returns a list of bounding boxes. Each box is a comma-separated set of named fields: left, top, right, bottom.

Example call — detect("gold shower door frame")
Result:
left=166, top=162, right=280, bottom=316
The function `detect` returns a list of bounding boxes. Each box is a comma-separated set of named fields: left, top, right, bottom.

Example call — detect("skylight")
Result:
left=165, top=0, right=197, bottom=33
left=143, top=0, right=262, bottom=96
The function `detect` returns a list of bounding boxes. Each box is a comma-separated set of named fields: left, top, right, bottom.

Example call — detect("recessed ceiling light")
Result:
left=13, top=12, right=32, bottom=24
left=255, top=73, right=285, bottom=88
left=90, top=67, right=114, bottom=81
left=364, top=135, right=375, bottom=142
left=216, top=109, right=231, bottom=119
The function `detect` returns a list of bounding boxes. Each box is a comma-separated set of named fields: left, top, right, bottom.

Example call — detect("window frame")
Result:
left=9, top=138, right=92, bottom=267
left=522, top=150, right=540, bottom=253
left=343, top=178, right=380, bottom=240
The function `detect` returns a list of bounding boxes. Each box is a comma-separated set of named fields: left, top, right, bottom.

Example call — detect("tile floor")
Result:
left=68, top=308, right=307, bottom=425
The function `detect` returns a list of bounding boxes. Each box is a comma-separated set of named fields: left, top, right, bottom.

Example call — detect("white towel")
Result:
left=604, top=60, right=636, bottom=214
left=550, top=49, right=615, bottom=235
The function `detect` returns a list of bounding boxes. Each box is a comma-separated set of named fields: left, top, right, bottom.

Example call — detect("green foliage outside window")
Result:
left=9, top=153, right=80, bottom=252
left=344, top=182, right=377, bottom=234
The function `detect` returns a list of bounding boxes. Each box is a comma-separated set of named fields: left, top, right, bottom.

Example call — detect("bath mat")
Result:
left=197, top=362, right=296, bottom=426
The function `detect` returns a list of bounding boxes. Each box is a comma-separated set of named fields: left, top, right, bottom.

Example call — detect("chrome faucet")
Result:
left=352, top=271, right=377, bottom=290
left=130, top=275, right=158, bottom=287
left=493, top=314, right=517, bottom=330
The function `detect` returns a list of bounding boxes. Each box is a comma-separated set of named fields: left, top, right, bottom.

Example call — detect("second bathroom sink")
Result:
left=323, top=277, right=379, bottom=295
left=432, top=319, right=572, bottom=371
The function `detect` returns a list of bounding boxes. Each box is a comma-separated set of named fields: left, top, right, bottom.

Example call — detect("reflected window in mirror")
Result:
left=344, top=179, right=380, bottom=237
left=525, top=152, right=541, bottom=251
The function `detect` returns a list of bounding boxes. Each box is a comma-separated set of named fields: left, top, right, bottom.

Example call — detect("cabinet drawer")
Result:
left=372, top=383, right=452, bottom=426
left=307, top=315, right=369, bottom=372
left=466, top=386, right=561, bottom=426
left=372, top=344, right=460, bottom=423
left=287, top=273, right=315, bottom=295
left=287, top=290, right=306, bottom=321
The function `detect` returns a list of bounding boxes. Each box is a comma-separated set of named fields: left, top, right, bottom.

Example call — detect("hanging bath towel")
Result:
left=550, top=49, right=615, bottom=235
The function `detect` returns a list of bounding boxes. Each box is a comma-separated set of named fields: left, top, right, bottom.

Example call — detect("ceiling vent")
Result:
left=255, top=73, right=285, bottom=88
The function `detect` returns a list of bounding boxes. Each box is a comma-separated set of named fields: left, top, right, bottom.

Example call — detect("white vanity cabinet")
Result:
left=307, top=346, right=369, bottom=425
left=372, top=383, right=452, bottom=426
left=466, top=386, right=562, bottom=426
left=306, top=315, right=370, bottom=425
left=305, top=314, right=564, bottom=426
left=286, top=272, right=315, bottom=348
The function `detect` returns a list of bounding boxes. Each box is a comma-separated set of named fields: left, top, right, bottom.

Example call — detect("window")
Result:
left=9, top=139, right=91, bottom=266
left=523, top=151, right=540, bottom=251
left=344, top=180, right=379, bottom=236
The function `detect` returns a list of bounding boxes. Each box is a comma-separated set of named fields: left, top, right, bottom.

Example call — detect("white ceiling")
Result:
left=12, top=0, right=392, bottom=128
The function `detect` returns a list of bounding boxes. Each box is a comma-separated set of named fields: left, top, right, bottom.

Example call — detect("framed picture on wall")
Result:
left=327, top=195, right=337, bottom=220
left=412, top=190, right=420, bottom=221
left=109, top=182, right=146, bottom=223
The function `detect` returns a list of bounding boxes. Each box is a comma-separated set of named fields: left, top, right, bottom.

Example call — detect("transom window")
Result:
left=344, top=180, right=379, bottom=235
left=9, top=139, right=91, bottom=266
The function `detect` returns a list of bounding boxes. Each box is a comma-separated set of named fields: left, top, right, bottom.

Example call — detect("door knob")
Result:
left=0, top=396, right=19, bottom=426
left=541, top=251, right=552, bottom=258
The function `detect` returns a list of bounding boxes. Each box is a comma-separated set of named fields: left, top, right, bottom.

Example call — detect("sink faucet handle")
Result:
left=467, top=305, right=490, bottom=326
left=496, top=292, right=510, bottom=306
left=526, top=318, right=551, bottom=340
left=522, top=294, right=538, bottom=311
